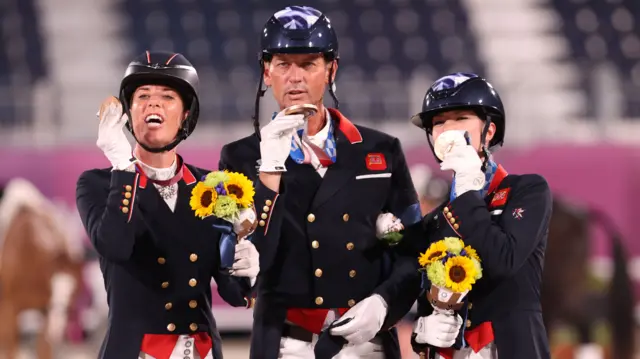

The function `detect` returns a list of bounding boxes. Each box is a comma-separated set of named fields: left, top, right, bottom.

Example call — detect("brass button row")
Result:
left=313, top=268, right=355, bottom=278
left=161, top=279, right=197, bottom=289
left=259, top=199, right=273, bottom=227
left=121, top=185, right=133, bottom=214
left=314, top=296, right=356, bottom=308
left=157, top=253, right=197, bottom=265
left=166, top=323, right=199, bottom=332
left=165, top=300, right=197, bottom=310
left=443, top=207, right=460, bottom=229
left=308, top=213, right=350, bottom=223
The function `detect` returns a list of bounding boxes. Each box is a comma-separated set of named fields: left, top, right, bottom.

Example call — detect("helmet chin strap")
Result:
left=135, top=130, right=186, bottom=153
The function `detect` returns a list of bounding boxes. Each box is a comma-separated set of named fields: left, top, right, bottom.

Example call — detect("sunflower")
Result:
left=224, top=172, right=255, bottom=208
left=190, top=182, right=217, bottom=218
left=463, top=245, right=481, bottom=262
left=444, top=256, right=478, bottom=292
left=418, top=240, right=448, bottom=267
left=443, top=237, right=465, bottom=254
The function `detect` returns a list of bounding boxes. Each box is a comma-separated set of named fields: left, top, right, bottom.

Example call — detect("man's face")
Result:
left=431, top=110, right=495, bottom=151
left=130, top=85, right=187, bottom=148
left=263, top=53, right=336, bottom=109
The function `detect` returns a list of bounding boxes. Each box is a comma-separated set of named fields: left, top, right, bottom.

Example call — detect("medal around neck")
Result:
left=433, top=130, right=471, bottom=160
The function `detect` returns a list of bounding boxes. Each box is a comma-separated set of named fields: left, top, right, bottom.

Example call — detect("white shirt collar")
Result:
left=137, top=156, right=178, bottom=181
left=304, top=109, right=331, bottom=147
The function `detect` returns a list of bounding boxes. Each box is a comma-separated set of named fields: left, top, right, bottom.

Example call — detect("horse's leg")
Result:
left=38, top=271, right=78, bottom=359
left=0, top=301, right=20, bottom=359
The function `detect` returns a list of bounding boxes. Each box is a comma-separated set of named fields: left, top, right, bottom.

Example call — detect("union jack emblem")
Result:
left=430, top=72, right=478, bottom=92
left=512, top=208, right=525, bottom=220
left=274, top=6, right=322, bottom=30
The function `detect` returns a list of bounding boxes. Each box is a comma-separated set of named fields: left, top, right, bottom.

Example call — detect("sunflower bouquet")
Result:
left=418, top=237, right=483, bottom=313
left=189, top=170, right=256, bottom=238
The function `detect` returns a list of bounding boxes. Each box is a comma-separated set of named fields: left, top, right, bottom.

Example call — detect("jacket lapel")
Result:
left=311, top=129, right=360, bottom=210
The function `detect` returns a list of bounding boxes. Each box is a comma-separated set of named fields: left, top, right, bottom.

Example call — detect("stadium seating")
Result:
left=550, top=0, right=640, bottom=117
left=118, top=0, right=486, bottom=123
left=0, top=0, right=47, bottom=127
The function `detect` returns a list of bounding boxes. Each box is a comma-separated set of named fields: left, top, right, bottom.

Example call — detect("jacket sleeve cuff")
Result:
left=109, top=170, right=141, bottom=224
left=443, top=190, right=488, bottom=238
left=253, top=180, right=282, bottom=236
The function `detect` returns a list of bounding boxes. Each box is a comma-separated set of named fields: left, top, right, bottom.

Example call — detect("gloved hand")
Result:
left=258, top=109, right=305, bottom=172
left=412, top=311, right=463, bottom=347
left=329, top=294, right=388, bottom=345
left=438, top=131, right=484, bottom=196
left=230, top=238, right=260, bottom=283
left=375, top=213, right=404, bottom=239
left=96, top=96, right=134, bottom=170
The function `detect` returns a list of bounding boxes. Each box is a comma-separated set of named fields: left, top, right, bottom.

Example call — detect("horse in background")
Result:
left=0, top=178, right=85, bottom=359
left=543, top=199, right=635, bottom=359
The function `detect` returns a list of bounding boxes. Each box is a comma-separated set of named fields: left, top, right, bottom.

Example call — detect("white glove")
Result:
left=375, top=213, right=404, bottom=239
left=230, top=238, right=259, bottom=284
left=96, top=97, right=134, bottom=170
left=330, top=294, right=388, bottom=345
left=438, top=132, right=484, bottom=196
left=232, top=208, right=257, bottom=240
left=413, top=311, right=463, bottom=347
left=258, top=110, right=305, bottom=172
